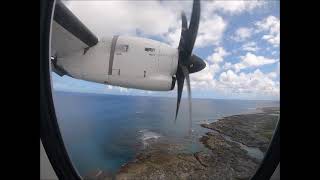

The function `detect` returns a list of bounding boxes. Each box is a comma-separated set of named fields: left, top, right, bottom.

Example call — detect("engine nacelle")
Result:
left=55, top=36, right=178, bottom=91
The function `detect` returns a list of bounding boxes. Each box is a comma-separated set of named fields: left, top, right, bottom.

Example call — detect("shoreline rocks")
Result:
left=201, top=107, right=279, bottom=153
left=85, top=107, right=279, bottom=180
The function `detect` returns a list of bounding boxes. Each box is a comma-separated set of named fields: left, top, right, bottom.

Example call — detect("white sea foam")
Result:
left=138, top=129, right=162, bottom=147
left=196, top=119, right=210, bottom=125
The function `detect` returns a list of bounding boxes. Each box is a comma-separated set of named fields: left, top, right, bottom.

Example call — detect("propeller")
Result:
left=174, top=0, right=206, bottom=134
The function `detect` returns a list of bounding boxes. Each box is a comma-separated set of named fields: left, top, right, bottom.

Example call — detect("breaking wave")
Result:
left=138, top=129, right=162, bottom=147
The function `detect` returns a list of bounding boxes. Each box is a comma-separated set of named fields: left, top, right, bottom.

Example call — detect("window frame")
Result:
left=40, top=1, right=280, bottom=179
left=40, top=0, right=81, bottom=179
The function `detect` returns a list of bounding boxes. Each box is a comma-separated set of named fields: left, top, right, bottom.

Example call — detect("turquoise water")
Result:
left=52, top=91, right=279, bottom=176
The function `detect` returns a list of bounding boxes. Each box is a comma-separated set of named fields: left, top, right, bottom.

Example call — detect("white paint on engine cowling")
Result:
left=56, top=38, right=111, bottom=83
left=107, top=74, right=173, bottom=91
left=56, top=36, right=178, bottom=91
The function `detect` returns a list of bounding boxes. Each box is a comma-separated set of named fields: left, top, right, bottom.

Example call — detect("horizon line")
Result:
left=53, top=89, right=280, bottom=102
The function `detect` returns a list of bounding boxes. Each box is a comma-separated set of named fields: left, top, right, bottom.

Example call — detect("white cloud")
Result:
left=191, top=61, right=213, bottom=82
left=255, top=16, right=280, bottom=46
left=233, top=53, right=278, bottom=72
left=191, top=0, right=266, bottom=47
left=64, top=1, right=229, bottom=48
left=119, top=87, right=129, bottom=93
left=203, top=0, right=266, bottom=15
left=197, top=2, right=271, bottom=48
left=232, top=27, right=253, bottom=42
left=262, top=34, right=280, bottom=46
left=267, top=72, right=277, bottom=79
left=162, top=13, right=227, bottom=48
left=162, top=21, right=181, bottom=48
left=190, top=61, right=220, bottom=90
left=194, top=15, right=227, bottom=47
left=163, top=15, right=228, bottom=48
left=217, top=69, right=279, bottom=97
left=188, top=66, right=279, bottom=99
left=197, top=0, right=270, bottom=53
left=207, top=47, right=229, bottom=64
left=64, top=1, right=179, bottom=38
left=242, top=42, right=260, bottom=52
left=222, top=62, right=233, bottom=70
left=209, top=63, right=221, bottom=75
left=63, top=1, right=268, bottom=49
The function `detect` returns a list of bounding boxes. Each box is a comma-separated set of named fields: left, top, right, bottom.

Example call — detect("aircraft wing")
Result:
left=51, top=1, right=98, bottom=57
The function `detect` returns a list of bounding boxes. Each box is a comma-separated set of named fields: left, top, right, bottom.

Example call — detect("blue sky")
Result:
left=53, top=0, right=280, bottom=100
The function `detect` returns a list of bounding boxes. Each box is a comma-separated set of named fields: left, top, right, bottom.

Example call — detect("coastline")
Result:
left=85, top=107, right=279, bottom=180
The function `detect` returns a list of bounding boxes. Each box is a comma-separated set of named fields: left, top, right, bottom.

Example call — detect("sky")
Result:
left=52, top=0, right=280, bottom=100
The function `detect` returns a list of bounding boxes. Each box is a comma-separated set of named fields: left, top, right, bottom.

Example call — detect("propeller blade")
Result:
left=174, top=0, right=202, bottom=132
left=185, top=0, right=200, bottom=55
left=178, top=11, right=188, bottom=50
left=175, top=66, right=185, bottom=123
left=181, top=65, right=192, bottom=135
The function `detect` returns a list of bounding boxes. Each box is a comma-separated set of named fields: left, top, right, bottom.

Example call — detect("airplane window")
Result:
left=49, top=0, right=279, bottom=179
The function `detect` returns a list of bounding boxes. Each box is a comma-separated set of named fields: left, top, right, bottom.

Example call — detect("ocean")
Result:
left=52, top=91, right=279, bottom=176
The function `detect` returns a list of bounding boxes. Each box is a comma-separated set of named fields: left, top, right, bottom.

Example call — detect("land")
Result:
left=85, top=107, right=279, bottom=180
left=201, top=107, right=279, bottom=153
